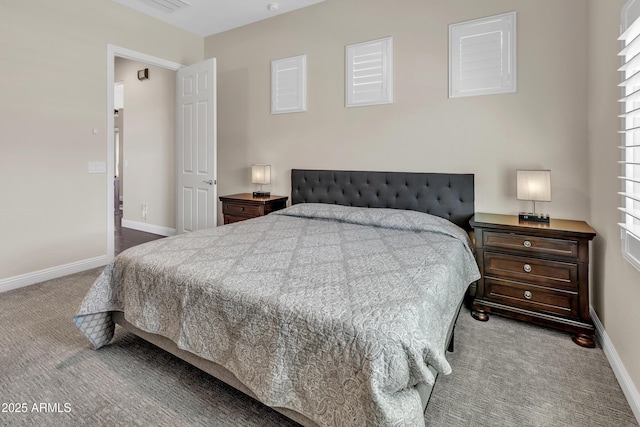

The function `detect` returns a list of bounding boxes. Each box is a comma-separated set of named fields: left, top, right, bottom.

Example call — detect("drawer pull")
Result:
left=523, top=240, right=532, bottom=248
left=523, top=264, right=532, bottom=273
left=524, top=290, right=532, bottom=300
left=240, top=207, right=244, bottom=211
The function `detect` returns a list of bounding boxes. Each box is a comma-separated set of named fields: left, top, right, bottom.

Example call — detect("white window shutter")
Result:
left=271, top=55, right=306, bottom=114
left=618, top=0, right=640, bottom=272
left=346, top=36, right=393, bottom=107
left=449, top=12, right=516, bottom=98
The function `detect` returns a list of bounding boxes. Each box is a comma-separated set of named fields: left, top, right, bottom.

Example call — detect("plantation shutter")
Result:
left=448, top=12, right=516, bottom=98
left=271, top=55, right=306, bottom=114
left=619, top=8, right=640, bottom=271
left=345, top=37, right=393, bottom=107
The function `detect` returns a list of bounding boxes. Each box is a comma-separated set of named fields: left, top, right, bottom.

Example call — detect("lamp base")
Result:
left=518, top=212, right=550, bottom=223
left=252, top=191, right=270, bottom=198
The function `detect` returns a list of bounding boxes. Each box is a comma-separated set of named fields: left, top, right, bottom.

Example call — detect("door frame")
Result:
left=106, top=44, right=183, bottom=262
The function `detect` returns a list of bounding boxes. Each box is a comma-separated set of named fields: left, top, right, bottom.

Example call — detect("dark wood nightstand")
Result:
left=470, top=213, right=596, bottom=347
left=219, top=193, right=288, bottom=225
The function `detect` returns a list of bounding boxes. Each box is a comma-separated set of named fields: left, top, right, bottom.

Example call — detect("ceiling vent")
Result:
left=138, top=0, right=191, bottom=13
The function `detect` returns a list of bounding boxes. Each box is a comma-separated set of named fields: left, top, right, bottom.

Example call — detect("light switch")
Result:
left=88, top=161, right=106, bottom=173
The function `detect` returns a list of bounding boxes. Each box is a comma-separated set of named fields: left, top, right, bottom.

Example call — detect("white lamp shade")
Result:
left=517, top=170, right=551, bottom=202
left=251, top=164, right=271, bottom=185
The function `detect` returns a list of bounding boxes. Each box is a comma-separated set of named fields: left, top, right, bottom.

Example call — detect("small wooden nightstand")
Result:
left=470, top=213, right=596, bottom=347
left=219, top=193, right=288, bottom=225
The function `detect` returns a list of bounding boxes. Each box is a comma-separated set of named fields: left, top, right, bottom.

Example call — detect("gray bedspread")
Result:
left=74, top=204, right=480, bottom=427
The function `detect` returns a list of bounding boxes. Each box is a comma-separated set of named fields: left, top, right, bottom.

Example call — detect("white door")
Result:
left=176, top=58, right=217, bottom=233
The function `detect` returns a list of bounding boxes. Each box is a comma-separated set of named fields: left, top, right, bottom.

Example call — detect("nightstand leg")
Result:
left=471, top=309, right=489, bottom=322
left=572, top=333, right=596, bottom=348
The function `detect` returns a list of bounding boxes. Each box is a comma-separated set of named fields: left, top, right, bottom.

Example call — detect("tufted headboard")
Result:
left=290, top=169, right=475, bottom=231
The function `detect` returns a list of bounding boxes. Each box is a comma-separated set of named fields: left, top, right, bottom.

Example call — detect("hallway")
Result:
left=114, top=214, right=165, bottom=256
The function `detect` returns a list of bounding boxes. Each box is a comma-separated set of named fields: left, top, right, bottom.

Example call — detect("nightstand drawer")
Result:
left=225, top=215, right=249, bottom=224
left=484, top=231, right=578, bottom=258
left=485, top=278, right=579, bottom=317
left=219, top=194, right=288, bottom=225
left=223, top=203, right=261, bottom=217
left=484, top=252, right=578, bottom=290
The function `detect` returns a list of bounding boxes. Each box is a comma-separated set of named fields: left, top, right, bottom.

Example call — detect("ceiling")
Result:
left=113, top=0, right=326, bottom=37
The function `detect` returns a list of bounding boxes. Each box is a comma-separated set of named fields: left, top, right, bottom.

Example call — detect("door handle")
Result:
left=202, top=180, right=214, bottom=185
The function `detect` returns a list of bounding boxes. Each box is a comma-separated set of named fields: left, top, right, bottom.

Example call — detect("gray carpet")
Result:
left=0, top=268, right=637, bottom=427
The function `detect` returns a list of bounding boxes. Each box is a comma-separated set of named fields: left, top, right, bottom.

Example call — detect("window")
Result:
left=619, top=0, right=640, bottom=271
left=271, top=55, right=307, bottom=114
left=345, top=37, right=393, bottom=107
left=449, top=12, right=516, bottom=98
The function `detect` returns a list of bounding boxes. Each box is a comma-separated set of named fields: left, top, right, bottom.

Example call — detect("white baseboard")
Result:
left=591, top=306, right=640, bottom=423
left=122, top=219, right=176, bottom=237
left=0, top=256, right=107, bottom=294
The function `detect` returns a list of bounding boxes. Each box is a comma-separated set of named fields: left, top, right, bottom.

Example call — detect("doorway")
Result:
left=106, top=45, right=183, bottom=261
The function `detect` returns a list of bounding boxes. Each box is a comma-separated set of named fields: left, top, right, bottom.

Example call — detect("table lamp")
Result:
left=251, top=164, right=271, bottom=198
left=517, top=169, right=551, bottom=223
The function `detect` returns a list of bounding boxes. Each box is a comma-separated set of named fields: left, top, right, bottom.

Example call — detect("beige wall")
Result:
left=588, top=0, right=640, bottom=402
left=115, top=58, right=176, bottom=230
left=205, top=0, right=589, bottom=222
left=0, top=0, right=202, bottom=279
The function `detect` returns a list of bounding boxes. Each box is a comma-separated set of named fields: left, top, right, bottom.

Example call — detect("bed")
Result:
left=74, top=169, right=479, bottom=427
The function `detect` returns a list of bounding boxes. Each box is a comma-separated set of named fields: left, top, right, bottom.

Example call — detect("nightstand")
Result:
left=219, top=193, right=288, bottom=225
left=470, top=213, right=596, bottom=347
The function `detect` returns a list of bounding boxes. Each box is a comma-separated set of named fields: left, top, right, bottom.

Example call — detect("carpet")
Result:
left=0, top=268, right=637, bottom=426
